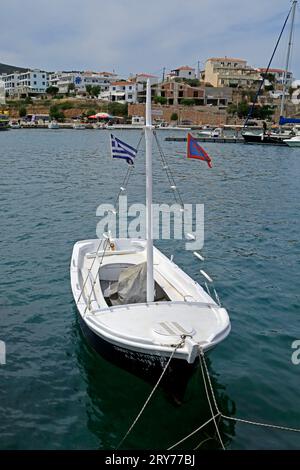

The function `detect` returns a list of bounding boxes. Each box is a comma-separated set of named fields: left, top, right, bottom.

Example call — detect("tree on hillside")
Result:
left=85, top=85, right=92, bottom=96
left=49, top=104, right=65, bottom=121
left=46, top=86, right=59, bottom=96
left=170, top=112, right=178, bottom=122
left=67, top=83, right=75, bottom=94
left=92, top=85, right=101, bottom=97
left=19, top=106, right=27, bottom=118
left=108, top=102, right=128, bottom=117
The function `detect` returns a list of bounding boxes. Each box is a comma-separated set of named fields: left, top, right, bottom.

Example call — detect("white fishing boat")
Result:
left=70, top=81, right=230, bottom=395
left=9, top=120, right=21, bottom=129
left=284, top=135, right=300, bottom=147
left=197, top=127, right=223, bottom=138
left=48, top=120, right=60, bottom=129
left=73, top=122, right=86, bottom=130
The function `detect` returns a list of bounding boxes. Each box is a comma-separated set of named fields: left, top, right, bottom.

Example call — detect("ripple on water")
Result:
left=0, top=130, right=300, bottom=449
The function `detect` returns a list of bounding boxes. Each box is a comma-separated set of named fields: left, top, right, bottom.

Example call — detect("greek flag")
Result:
left=110, top=134, right=137, bottom=165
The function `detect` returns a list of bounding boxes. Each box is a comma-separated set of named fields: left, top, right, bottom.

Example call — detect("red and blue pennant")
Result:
left=187, top=133, right=212, bottom=168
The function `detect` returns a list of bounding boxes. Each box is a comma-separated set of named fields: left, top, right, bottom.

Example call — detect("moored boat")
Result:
left=0, top=114, right=9, bottom=131
left=284, top=135, right=300, bottom=147
left=48, top=120, right=60, bottom=129
left=70, top=81, right=231, bottom=397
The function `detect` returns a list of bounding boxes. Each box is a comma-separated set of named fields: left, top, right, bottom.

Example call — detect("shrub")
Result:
left=154, top=95, right=167, bottom=105
left=180, top=99, right=195, bottom=106
left=49, top=105, right=65, bottom=121
left=170, top=112, right=178, bottom=121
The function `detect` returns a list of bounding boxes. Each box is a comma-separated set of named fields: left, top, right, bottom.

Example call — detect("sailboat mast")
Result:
left=280, top=0, right=297, bottom=119
left=145, top=79, right=154, bottom=302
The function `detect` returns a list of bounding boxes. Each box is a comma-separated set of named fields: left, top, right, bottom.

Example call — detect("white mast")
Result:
left=145, top=79, right=154, bottom=302
left=280, top=0, right=297, bottom=119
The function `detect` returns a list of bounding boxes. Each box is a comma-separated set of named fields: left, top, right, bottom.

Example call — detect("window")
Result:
left=34, top=81, right=37, bottom=85
left=34, top=74, right=37, bottom=78
left=129, top=86, right=132, bottom=90
left=42, top=82, right=45, bottom=86
left=188, top=71, right=191, bottom=75
left=128, top=94, right=132, bottom=99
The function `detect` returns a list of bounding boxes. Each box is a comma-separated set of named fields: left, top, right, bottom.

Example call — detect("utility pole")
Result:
left=197, top=61, right=200, bottom=80
left=162, top=67, right=166, bottom=83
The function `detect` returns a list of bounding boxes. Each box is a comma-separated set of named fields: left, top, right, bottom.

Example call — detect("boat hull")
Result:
left=243, top=134, right=288, bottom=146
left=77, top=309, right=196, bottom=401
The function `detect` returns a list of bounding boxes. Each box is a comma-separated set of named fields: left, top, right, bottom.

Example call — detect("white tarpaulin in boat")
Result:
left=107, top=262, right=147, bottom=305
left=117, top=262, right=147, bottom=304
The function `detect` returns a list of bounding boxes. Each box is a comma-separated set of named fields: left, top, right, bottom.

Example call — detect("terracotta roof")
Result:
left=207, top=57, right=246, bottom=63
left=99, top=71, right=117, bottom=76
left=172, top=66, right=195, bottom=71
left=136, top=73, right=158, bottom=78
left=111, top=81, right=134, bottom=86
left=258, top=68, right=287, bottom=74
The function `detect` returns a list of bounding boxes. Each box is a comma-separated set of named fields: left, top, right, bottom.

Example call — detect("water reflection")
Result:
left=73, top=314, right=236, bottom=450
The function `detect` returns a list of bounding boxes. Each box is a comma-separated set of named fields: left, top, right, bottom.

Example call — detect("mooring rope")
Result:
left=198, top=347, right=226, bottom=450
left=167, top=347, right=300, bottom=450
left=167, top=415, right=220, bottom=450
left=117, top=337, right=186, bottom=449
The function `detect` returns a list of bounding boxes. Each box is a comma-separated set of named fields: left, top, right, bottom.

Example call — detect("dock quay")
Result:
left=165, top=136, right=245, bottom=143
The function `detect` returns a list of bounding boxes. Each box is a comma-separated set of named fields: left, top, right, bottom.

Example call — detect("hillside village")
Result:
left=1, top=57, right=300, bottom=126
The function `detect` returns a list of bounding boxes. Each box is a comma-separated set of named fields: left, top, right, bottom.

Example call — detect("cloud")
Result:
left=0, top=0, right=299, bottom=77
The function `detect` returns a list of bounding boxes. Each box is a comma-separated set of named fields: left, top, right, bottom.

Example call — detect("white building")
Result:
left=1, top=69, right=48, bottom=96
left=134, top=73, right=159, bottom=85
left=168, top=66, right=196, bottom=80
left=1, top=73, right=19, bottom=96
left=259, top=68, right=293, bottom=87
left=0, top=79, right=6, bottom=104
left=17, top=69, right=48, bottom=94
left=100, top=81, right=138, bottom=104
left=48, top=71, right=118, bottom=94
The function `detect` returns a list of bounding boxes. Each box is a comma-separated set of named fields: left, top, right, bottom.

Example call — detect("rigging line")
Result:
left=243, top=3, right=293, bottom=128
left=83, top=238, right=109, bottom=317
left=153, top=131, right=185, bottom=208
left=113, top=131, right=144, bottom=212
left=117, top=338, right=185, bottom=450
left=76, top=238, right=103, bottom=305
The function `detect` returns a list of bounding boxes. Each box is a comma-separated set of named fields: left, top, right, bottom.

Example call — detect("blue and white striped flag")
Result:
left=110, top=134, right=137, bottom=165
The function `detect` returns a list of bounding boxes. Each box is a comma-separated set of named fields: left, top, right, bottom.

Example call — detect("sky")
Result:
left=0, top=0, right=299, bottom=78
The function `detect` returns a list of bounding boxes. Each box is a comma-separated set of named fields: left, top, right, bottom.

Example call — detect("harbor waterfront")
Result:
left=1, top=129, right=300, bottom=449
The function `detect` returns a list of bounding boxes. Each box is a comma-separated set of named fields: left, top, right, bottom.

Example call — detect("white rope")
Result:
left=83, top=239, right=109, bottom=316
left=198, top=347, right=226, bottom=450
left=198, top=348, right=220, bottom=414
left=167, top=348, right=300, bottom=450
left=222, top=415, right=300, bottom=434
left=167, top=414, right=220, bottom=450
left=153, top=131, right=185, bottom=209
left=76, top=238, right=103, bottom=305
left=117, top=338, right=185, bottom=449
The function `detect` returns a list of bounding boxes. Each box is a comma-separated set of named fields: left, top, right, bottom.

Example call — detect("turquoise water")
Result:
left=0, top=128, right=300, bottom=450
